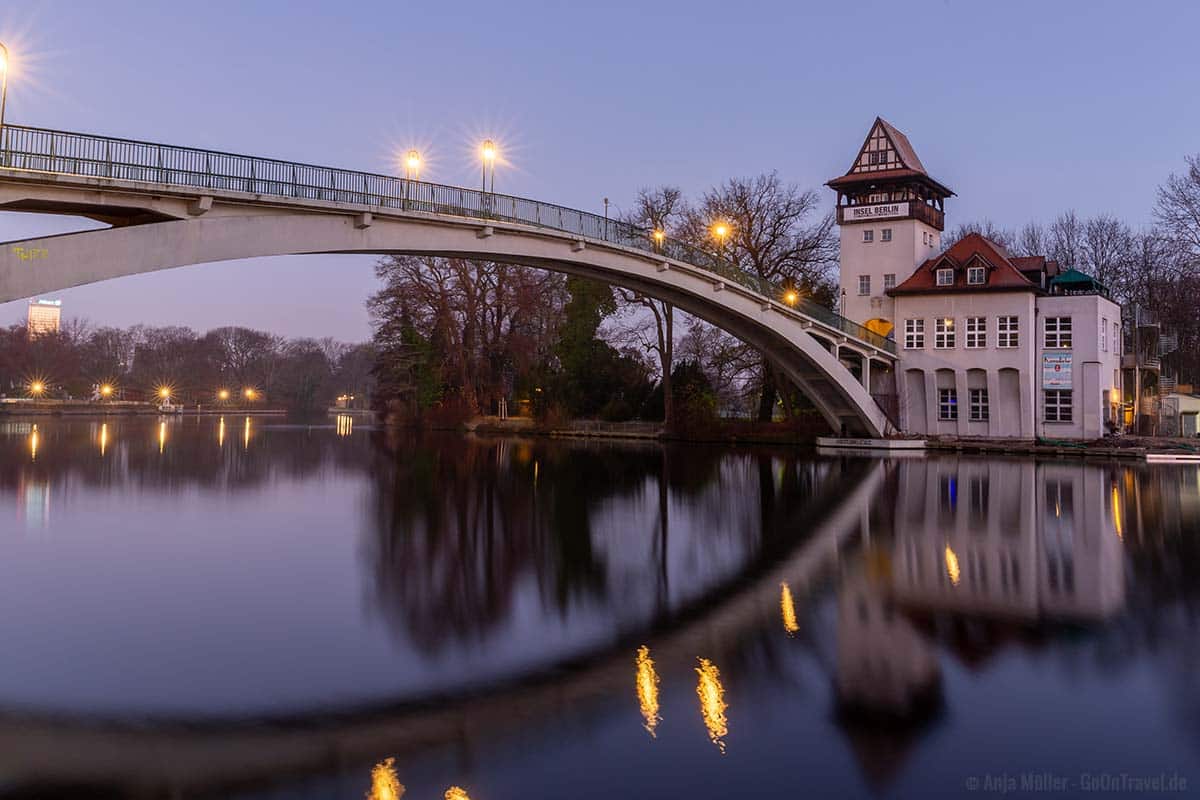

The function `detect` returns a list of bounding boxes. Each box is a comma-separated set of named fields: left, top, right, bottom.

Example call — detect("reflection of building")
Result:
left=889, top=459, right=1125, bottom=622
left=831, top=118, right=1122, bottom=439
left=27, top=298, right=62, bottom=338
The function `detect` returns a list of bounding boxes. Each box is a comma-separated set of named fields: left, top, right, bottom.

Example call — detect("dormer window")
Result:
left=936, top=268, right=954, bottom=286
left=967, top=266, right=986, bottom=285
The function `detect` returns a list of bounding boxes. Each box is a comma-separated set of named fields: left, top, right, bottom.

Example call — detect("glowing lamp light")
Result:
left=29, top=380, right=45, bottom=397
left=217, top=389, right=230, bottom=401
left=99, top=384, right=114, bottom=397
left=158, top=387, right=172, bottom=400
left=711, top=222, right=730, bottom=240
left=480, top=139, right=497, bottom=163
left=243, top=388, right=257, bottom=401
left=652, top=229, right=666, bottom=246
left=405, top=149, right=422, bottom=172
left=783, top=290, right=799, bottom=306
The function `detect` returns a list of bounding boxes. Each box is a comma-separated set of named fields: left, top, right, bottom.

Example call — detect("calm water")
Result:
left=1, top=415, right=1198, bottom=799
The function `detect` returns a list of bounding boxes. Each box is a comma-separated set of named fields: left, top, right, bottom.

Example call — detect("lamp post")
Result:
left=711, top=221, right=732, bottom=263
left=0, top=41, right=9, bottom=163
left=403, top=149, right=421, bottom=209
left=480, top=139, right=496, bottom=194
left=603, top=197, right=610, bottom=240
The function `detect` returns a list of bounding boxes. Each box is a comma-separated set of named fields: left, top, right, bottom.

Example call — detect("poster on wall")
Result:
left=1043, top=353, right=1073, bottom=389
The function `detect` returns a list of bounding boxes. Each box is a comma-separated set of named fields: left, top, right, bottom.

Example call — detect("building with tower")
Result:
left=830, top=118, right=1121, bottom=440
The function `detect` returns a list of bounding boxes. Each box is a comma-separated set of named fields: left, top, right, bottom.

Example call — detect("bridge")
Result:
left=0, top=124, right=897, bottom=436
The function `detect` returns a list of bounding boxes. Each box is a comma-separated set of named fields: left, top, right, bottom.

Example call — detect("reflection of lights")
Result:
left=366, top=757, right=405, bottom=800
left=635, top=645, right=661, bottom=737
left=158, top=421, right=167, bottom=454
left=243, top=416, right=251, bottom=449
left=780, top=582, right=799, bottom=635
left=29, top=424, right=39, bottom=460
left=444, top=787, right=472, bottom=800
left=944, top=545, right=961, bottom=586
left=218, top=416, right=226, bottom=448
left=336, top=414, right=353, bottom=437
left=1112, top=485, right=1123, bottom=540
left=99, top=423, right=108, bottom=457
left=695, top=657, right=728, bottom=753
left=533, top=460, right=539, bottom=487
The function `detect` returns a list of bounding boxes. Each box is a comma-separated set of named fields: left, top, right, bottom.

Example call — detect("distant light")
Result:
left=711, top=222, right=730, bottom=240
left=480, top=139, right=497, bottom=163
left=99, top=384, right=114, bottom=397
left=29, top=380, right=45, bottom=396
left=158, top=387, right=171, bottom=399
left=405, top=149, right=422, bottom=171
left=783, top=290, right=799, bottom=306
left=217, top=388, right=230, bottom=401
left=652, top=229, right=665, bottom=244
left=243, top=388, right=257, bottom=400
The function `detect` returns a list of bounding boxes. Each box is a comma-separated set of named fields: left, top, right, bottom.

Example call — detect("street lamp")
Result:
left=404, top=149, right=422, bottom=181
left=158, top=386, right=172, bottom=401
left=652, top=228, right=666, bottom=252
left=243, top=387, right=257, bottom=401
left=28, top=380, right=45, bottom=398
left=217, top=388, right=230, bottom=402
left=480, top=139, right=497, bottom=194
left=99, top=383, right=114, bottom=400
left=783, top=289, right=799, bottom=306
left=0, top=41, right=9, bottom=156
left=711, top=221, right=732, bottom=262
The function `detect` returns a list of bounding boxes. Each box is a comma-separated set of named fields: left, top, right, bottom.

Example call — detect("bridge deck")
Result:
left=0, top=123, right=894, bottom=356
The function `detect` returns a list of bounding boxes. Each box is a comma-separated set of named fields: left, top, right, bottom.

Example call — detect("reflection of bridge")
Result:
left=0, top=124, right=895, bottom=435
left=0, top=459, right=887, bottom=797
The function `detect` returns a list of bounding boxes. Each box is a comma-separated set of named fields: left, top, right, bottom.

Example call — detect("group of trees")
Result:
left=369, top=171, right=839, bottom=428
left=0, top=322, right=374, bottom=411
left=945, top=153, right=1200, bottom=384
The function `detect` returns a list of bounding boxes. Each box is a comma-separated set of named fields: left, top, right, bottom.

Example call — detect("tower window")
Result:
left=936, top=268, right=954, bottom=286
left=858, top=275, right=871, bottom=296
left=967, top=266, right=986, bottom=285
left=863, top=230, right=874, bottom=243
left=881, top=228, right=893, bottom=242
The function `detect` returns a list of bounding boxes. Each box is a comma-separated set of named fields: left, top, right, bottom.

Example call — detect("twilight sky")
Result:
left=1, top=0, right=1196, bottom=342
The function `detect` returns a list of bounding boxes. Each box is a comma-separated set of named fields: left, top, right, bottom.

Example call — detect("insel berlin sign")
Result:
left=1042, top=353, right=1073, bottom=389
left=843, top=202, right=909, bottom=221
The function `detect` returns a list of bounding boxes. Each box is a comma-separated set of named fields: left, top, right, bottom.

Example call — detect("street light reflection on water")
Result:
left=635, top=645, right=661, bottom=737
left=780, top=582, right=799, bottom=635
left=695, top=657, right=728, bottom=753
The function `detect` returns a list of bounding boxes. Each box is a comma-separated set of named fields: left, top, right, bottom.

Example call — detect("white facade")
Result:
left=840, top=214, right=941, bottom=328
left=894, top=291, right=1122, bottom=439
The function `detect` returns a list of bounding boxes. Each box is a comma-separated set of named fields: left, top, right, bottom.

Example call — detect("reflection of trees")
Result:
left=0, top=417, right=373, bottom=500
left=364, top=433, right=874, bottom=656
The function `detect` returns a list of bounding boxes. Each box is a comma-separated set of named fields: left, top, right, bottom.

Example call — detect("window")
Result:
left=969, top=388, right=989, bottom=421
left=869, top=152, right=879, bottom=165
left=881, top=228, right=893, bottom=242
left=966, top=317, right=987, bottom=349
left=935, top=317, right=956, bottom=349
left=967, top=266, right=986, bottom=285
left=1101, top=317, right=1108, bottom=352
left=904, top=318, right=925, bottom=349
left=939, top=388, right=958, bottom=421
left=1113, top=322, right=1120, bottom=353
left=1044, top=316, right=1073, bottom=349
left=1044, top=389, right=1073, bottom=422
left=930, top=235, right=937, bottom=249
left=998, top=316, right=1019, bottom=348
left=857, top=275, right=871, bottom=296
left=863, top=229, right=874, bottom=243
left=936, top=268, right=954, bottom=286
left=884, top=273, right=897, bottom=290
left=922, top=232, right=929, bottom=245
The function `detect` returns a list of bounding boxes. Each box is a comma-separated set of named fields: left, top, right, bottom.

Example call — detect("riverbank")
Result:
left=460, top=416, right=1200, bottom=459
left=0, top=401, right=288, bottom=417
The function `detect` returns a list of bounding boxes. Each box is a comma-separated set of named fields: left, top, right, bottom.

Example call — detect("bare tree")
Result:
left=1015, top=221, right=1048, bottom=257
left=681, top=172, right=838, bottom=421
left=1049, top=210, right=1085, bottom=270
left=943, top=219, right=1016, bottom=251
left=1156, top=154, right=1200, bottom=268
left=1081, top=214, right=1133, bottom=291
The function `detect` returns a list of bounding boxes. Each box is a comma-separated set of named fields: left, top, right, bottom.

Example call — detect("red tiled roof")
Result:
left=826, top=118, right=955, bottom=197
left=887, top=233, right=1040, bottom=295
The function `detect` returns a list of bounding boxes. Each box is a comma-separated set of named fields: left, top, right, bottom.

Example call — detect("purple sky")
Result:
left=1, top=0, right=1196, bottom=342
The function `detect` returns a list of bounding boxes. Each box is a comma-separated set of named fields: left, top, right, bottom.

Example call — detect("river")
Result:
left=0, top=415, right=1197, bottom=798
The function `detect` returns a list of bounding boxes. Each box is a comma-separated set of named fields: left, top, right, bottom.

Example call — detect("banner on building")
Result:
left=1042, top=353, right=1073, bottom=389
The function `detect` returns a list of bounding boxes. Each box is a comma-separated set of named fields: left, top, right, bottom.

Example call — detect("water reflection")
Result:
left=367, top=757, right=405, bottom=800
left=780, top=582, right=799, bottom=635
left=635, top=645, right=661, bottom=737
left=695, top=657, right=728, bottom=753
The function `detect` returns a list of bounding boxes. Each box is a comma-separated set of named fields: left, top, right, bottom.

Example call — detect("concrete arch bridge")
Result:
left=0, top=124, right=897, bottom=435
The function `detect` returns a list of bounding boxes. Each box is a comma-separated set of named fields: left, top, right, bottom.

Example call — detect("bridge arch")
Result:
left=0, top=125, right=896, bottom=435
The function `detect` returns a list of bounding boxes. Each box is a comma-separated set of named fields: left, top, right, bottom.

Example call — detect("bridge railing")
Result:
left=0, top=124, right=894, bottom=354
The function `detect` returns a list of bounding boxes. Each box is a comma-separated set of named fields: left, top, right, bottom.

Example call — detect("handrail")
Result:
left=0, top=123, right=895, bottom=354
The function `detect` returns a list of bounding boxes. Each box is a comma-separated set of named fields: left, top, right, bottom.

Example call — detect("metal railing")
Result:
left=0, top=123, right=895, bottom=355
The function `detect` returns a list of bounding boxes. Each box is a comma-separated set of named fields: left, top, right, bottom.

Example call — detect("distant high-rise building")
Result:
left=27, top=299, right=62, bottom=338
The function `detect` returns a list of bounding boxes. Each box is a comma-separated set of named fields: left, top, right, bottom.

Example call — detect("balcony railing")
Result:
left=0, top=123, right=895, bottom=355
